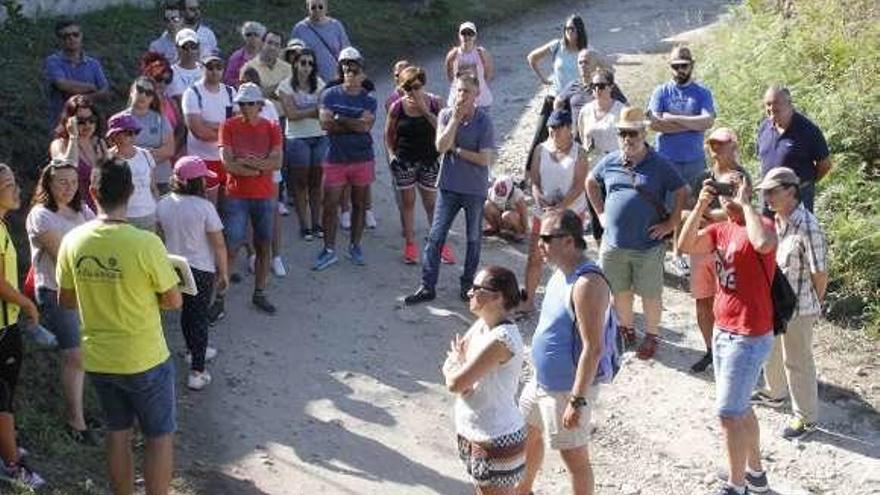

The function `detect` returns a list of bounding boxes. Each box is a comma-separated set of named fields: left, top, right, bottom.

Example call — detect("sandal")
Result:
left=618, top=325, right=637, bottom=350
left=636, top=333, right=659, bottom=360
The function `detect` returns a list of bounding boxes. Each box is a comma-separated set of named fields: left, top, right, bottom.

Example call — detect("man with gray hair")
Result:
left=757, top=85, right=831, bottom=212
left=224, top=21, right=266, bottom=88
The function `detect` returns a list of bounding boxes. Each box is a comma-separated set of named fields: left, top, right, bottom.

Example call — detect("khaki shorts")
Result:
left=599, top=243, right=665, bottom=298
left=519, top=379, right=598, bottom=451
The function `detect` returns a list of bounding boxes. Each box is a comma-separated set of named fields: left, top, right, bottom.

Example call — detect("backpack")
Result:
left=565, top=261, right=624, bottom=384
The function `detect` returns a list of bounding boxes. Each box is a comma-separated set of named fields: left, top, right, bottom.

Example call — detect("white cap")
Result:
left=459, top=21, right=477, bottom=34
left=234, top=83, right=264, bottom=104
left=338, top=46, right=362, bottom=62
left=175, top=28, right=199, bottom=47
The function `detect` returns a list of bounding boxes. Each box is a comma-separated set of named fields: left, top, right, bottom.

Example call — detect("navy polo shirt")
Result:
left=757, top=112, right=829, bottom=183
left=43, top=51, right=109, bottom=128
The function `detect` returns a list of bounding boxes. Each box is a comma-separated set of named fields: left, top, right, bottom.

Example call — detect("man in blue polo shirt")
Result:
left=43, top=20, right=110, bottom=129
left=586, top=107, right=687, bottom=360
left=405, top=72, right=495, bottom=304
left=757, top=85, right=831, bottom=213
left=647, top=45, right=715, bottom=276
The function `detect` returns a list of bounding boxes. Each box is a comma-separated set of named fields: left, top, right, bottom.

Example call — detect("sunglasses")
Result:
left=468, top=284, right=499, bottom=295
left=182, top=43, right=200, bottom=50
left=538, top=232, right=569, bottom=243
left=309, top=4, right=325, bottom=10
left=136, top=85, right=156, bottom=95
left=403, top=83, right=423, bottom=92
left=671, top=63, right=691, bottom=70
left=244, top=32, right=260, bottom=38
left=239, top=101, right=261, bottom=107
left=298, top=59, right=315, bottom=67
left=617, top=129, right=639, bottom=138
left=591, top=82, right=610, bottom=91
left=60, top=31, right=81, bottom=39
left=206, top=63, right=225, bottom=71
left=460, top=30, right=476, bottom=37
left=342, top=64, right=361, bottom=74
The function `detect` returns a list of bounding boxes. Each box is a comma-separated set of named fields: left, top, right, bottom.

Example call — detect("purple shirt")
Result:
left=436, top=107, right=495, bottom=198
left=43, top=51, right=109, bottom=127
left=224, top=47, right=255, bottom=88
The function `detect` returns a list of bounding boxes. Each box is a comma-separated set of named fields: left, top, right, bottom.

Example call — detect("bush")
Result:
left=696, top=0, right=880, bottom=334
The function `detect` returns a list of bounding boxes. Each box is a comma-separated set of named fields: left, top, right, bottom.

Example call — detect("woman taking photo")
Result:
left=125, top=76, right=176, bottom=195
left=384, top=66, right=452, bottom=264
left=105, top=112, right=158, bottom=231
left=279, top=47, right=327, bottom=241
left=444, top=21, right=493, bottom=109
left=49, top=95, right=107, bottom=211
left=26, top=160, right=95, bottom=444
left=443, top=265, right=526, bottom=494
left=525, top=14, right=588, bottom=170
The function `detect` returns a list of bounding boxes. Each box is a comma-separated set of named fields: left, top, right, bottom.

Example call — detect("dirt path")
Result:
left=172, top=1, right=880, bottom=494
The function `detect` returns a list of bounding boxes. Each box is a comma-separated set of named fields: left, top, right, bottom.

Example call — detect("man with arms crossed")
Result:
left=516, top=210, right=611, bottom=495
left=58, top=161, right=182, bottom=495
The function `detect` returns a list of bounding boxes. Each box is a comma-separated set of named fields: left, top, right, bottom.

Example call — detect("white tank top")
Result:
left=447, top=46, right=493, bottom=108
left=537, top=141, right=587, bottom=214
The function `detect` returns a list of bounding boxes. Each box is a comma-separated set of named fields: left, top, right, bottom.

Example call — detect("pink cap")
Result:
left=707, top=127, right=738, bottom=144
left=173, top=156, right=216, bottom=181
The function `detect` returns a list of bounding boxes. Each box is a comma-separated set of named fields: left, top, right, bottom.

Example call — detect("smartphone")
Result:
left=707, top=179, right=735, bottom=197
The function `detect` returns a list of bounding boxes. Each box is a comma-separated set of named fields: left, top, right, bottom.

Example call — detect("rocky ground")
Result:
left=168, top=1, right=880, bottom=493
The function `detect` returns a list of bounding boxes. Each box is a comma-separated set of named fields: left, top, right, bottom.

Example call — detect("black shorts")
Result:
left=0, top=324, right=23, bottom=413
left=390, top=157, right=439, bottom=191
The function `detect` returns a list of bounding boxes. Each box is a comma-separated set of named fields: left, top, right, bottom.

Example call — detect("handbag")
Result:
left=753, top=249, right=797, bottom=335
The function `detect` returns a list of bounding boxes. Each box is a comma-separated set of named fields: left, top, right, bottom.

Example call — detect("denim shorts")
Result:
left=36, top=287, right=81, bottom=350
left=89, top=358, right=176, bottom=437
left=713, top=328, right=774, bottom=417
left=285, top=136, right=328, bottom=168
left=222, top=197, right=274, bottom=248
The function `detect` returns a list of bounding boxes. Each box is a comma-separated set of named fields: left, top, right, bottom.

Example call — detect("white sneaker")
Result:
left=365, top=209, right=378, bottom=229
left=185, top=346, right=218, bottom=364
left=187, top=370, right=212, bottom=391
left=248, top=254, right=256, bottom=274
left=272, top=256, right=287, bottom=277
left=340, top=211, right=351, bottom=230
left=278, top=201, right=290, bottom=216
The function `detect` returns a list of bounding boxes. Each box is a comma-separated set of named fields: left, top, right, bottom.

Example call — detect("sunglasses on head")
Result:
left=591, top=82, right=610, bottom=90
left=671, top=63, right=691, bottom=70
left=60, top=31, right=81, bottom=39
left=460, top=30, right=476, bottom=37
left=538, top=232, right=569, bottom=243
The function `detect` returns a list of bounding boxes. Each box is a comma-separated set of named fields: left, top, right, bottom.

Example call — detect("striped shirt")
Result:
left=775, top=204, right=828, bottom=316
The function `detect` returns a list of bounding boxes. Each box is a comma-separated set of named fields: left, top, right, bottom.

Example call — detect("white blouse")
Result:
left=579, top=99, right=625, bottom=156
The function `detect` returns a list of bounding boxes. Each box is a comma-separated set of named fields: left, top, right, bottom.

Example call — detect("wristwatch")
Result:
left=569, top=395, right=588, bottom=409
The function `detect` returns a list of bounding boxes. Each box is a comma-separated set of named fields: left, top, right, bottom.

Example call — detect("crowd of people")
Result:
left=0, top=0, right=835, bottom=494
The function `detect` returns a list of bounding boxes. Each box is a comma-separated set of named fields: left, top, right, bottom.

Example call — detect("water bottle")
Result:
left=25, top=321, right=58, bottom=349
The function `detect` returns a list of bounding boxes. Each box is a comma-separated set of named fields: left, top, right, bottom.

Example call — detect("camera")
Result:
left=706, top=179, right=734, bottom=197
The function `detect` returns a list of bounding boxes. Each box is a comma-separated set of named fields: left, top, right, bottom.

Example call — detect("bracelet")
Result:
left=569, top=395, right=588, bottom=408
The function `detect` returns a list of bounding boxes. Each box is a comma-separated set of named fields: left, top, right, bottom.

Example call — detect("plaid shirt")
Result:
left=775, top=205, right=828, bottom=316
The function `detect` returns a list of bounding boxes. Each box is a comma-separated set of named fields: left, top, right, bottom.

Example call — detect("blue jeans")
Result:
left=713, top=328, right=774, bottom=418
left=89, top=358, right=176, bottom=437
left=421, top=189, right=485, bottom=290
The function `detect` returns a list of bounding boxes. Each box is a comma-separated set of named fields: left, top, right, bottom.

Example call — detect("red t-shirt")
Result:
left=218, top=116, right=282, bottom=199
left=705, top=219, right=776, bottom=336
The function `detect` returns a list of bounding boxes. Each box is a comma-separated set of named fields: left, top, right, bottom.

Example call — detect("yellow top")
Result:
left=0, top=221, right=20, bottom=326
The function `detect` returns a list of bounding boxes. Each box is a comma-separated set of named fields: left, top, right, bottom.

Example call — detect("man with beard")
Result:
left=180, top=0, right=218, bottom=57
left=241, top=30, right=292, bottom=116
left=647, top=46, right=715, bottom=276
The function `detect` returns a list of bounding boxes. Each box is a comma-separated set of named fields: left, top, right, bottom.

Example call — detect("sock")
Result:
left=746, top=467, right=764, bottom=477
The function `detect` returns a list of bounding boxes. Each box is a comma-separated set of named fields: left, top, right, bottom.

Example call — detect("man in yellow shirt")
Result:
left=58, top=160, right=182, bottom=495
left=240, top=30, right=291, bottom=115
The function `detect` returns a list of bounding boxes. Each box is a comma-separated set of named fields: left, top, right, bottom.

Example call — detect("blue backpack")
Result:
left=566, top=261, right=623, bottom=385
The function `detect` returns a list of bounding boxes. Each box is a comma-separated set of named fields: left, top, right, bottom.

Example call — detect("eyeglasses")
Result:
left=309, top=3, right=325, bottom=10
left=591, top=82, right=610, bottom=91
left=538, top=232, right=569, bottom=243
left=670, top=63, right=691, bottom=70
left=617, top=129, right=639, bottom=139
left=239, top=101, right=261, bottom=107
left=60, top=31, right=81, bottom=39
left=403, top=83, right=422, bottom=92
left=298, top=59, right=315, bottom=67
left=459, top=30, right=476, bottom=37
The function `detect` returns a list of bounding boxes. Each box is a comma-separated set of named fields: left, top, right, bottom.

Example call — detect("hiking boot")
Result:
left=440, top=244, right=457, bottom=264
left=636, top=333, right=659, bottom=360
left=365, top=209, right=378, bottom=229
left=403, top=242, right=418, bottom=264
left=252, top=292, right=276, bottom=315
left=404, top=286, right=435, bottom=305
left=745, top=470, right=770, bottom=493
left=313, top=248, right=338, bottom=271
left=750, top=391, right=785, bottom=409
left=0, top=461, right=46, bottom=490
left=781, top=418, right=817, bottom=440
left=187, top=370, right=212, bottom=391
left=690, top=351, right=713, bottom=373
left=347, top=244, right=365, bottom=266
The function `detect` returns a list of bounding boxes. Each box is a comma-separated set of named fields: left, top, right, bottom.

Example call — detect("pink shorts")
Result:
left=322, top=160, right=375, bottom=188
left=690, top=252, right=717, bottom=299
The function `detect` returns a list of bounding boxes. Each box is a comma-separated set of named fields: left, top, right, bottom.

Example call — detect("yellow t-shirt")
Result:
left=0, top=221, right=20, bottom=326
left=57, top=221, right=178, bottom=374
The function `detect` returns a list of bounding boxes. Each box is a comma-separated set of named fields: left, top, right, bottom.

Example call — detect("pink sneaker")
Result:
left=403, top=242, right=418, bottom=264
left=441, top=244, right=457, bottom=264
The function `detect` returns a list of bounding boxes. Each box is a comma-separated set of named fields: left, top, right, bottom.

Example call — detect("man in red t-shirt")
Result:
left=219, top=83, right=282, bottom=314
left=678, top=171, right=778, bottom=495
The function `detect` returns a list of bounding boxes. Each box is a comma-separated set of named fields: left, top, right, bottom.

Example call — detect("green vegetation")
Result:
left=695, top=0, right=880, bottom=335
left=0, top=1, right=560, bottom=492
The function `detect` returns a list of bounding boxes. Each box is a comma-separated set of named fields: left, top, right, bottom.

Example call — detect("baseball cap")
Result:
left=106, top=112, right=142, bottom=139
left=547, top=109, right=572, bottom=128
left=707, top=127, right=738, bottom=144
left=756, top=167, right=800, bottom=190
left=175, top=28, right=199, bottom=47
left=201, top=51, right=223, bottom=65
left=615, top=106, right=648, bottom=130
left=459, top=21, right=477, bottom=34
left=174, top=156, right=216, bottom=182
left=338, top=46, right=362, bottom=63
left=669, top=46, right=694, bottom=64
left=234, top=82, right=264, bottom=104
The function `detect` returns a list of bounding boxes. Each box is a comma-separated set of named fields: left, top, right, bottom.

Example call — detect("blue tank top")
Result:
left=531, top=266, right=583, bottom=391
left=551, top=39, right=579, bottom=96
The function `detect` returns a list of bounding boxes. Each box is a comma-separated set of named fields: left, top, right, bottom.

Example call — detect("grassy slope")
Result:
left=693, top=0, right=880, bottom=334
left=0, top=1, right=561, bottom=493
